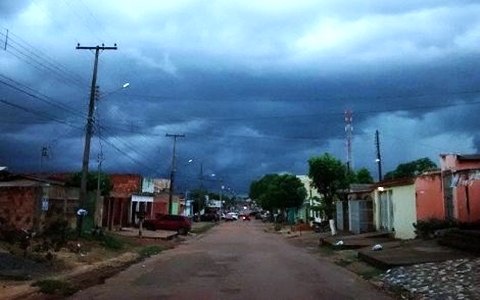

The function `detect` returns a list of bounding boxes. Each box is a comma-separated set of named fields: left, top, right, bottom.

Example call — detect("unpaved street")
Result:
left=72, top=221, right=390, bottom=300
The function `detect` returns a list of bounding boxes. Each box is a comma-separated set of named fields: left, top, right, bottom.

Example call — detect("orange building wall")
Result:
left=415, top=174, right=444, bottom=221
left=439, top=154, right=480, bottom=222
left=153, top=193, right=169, bottom=217
left=440, top=154, right=480, bottom=171
left=454, top=182, right=480, bottom=222
left=0, top=186, right=40, bottom=230
left=109, top=174, right=142, bottom=196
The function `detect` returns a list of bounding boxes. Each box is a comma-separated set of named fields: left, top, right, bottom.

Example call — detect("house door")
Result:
left=379, top=190, right=394, bottom=231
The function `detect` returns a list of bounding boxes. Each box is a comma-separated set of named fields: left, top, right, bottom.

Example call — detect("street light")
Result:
left=97, top=82, right=130, bottom=100
left=77, top=81, right=130, bottom=237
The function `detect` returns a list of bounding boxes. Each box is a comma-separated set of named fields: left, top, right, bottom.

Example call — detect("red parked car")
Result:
left=143, top=214, right=192, bottom=235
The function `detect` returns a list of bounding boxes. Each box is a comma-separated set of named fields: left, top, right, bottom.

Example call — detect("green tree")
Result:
left=189, top=189, right=207, bottom=213
left=249, top=174, right=306, bottom=213
left=308, top=153, right=348, bottom=219
left=67, top=172, right=112, bottom=196
left=384, top=157, right=437, bottom=180
left=355, top=168, right=374, bottom=184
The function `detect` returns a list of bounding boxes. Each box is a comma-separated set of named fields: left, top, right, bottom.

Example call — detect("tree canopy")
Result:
left=249, top=173, right=306, bottom=211
left=67, top=172, right=112, bottom=196
left=384, top=157, right=437, bottom=180
left=308, top=153, right=349, bottom=219
left=353, top=168, right=374, bottom=184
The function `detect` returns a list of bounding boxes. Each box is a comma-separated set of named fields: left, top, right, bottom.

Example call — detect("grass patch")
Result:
left=335, top=258, right=353, bottom=267
left=0, top=274, right=32, bottom=281
left=138, top=245, right=164, bottom=258
left=318, top=245, right=335, bottom=256
left=100, top=234, right=124, bottom=250
left=358, top=268, right=383, bottom=280
left=32, top=279, right=78, bottom=296
left=190, top=222, right=216, bottom=234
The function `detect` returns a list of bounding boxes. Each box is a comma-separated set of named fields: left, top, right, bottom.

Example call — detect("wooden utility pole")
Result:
left=76, top=44, right=117, bottom=235
left=166, top=133, right=185, bottom=214
left=375, top=130, right=383, bottom=181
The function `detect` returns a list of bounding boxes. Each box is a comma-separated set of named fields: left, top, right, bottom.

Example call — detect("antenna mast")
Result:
left=344, top=109, right=353, bottom=171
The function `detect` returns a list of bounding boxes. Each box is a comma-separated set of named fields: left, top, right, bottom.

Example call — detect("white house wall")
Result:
left=374, top=184, right=416, bottom=239
left=391, top=185, right=416, bottom=239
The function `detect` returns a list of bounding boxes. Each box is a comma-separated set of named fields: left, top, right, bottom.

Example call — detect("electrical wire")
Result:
left=0, top=98, right=83, bottom=130
left=97, top=133, right=159, bottom=174
left=0, top=75, right=87, bottom=119
left=0, top=31, right=89, bottom=90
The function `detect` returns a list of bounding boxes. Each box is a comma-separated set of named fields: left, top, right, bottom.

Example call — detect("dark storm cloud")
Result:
left=3, top=1, right=480, bottom=191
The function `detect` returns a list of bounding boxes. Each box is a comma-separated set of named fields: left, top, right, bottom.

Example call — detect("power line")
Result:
left=97, top=133, right=158, bottom=174
left=61, top=0, right=104, bottom=42
left=91, top=92, right=480, bottom=125
left=77, top=0, right=115, bottom=42
left=115, top=86, right=480, bottom=104
left=0, top=74, right=87, bottom=119
left=76, top=43, right=117, bottom=220
left=0, top=98, right=83, bottom=130
left=0, top=31, right=89, bottom=89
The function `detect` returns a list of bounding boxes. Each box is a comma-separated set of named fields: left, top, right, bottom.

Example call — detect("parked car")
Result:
left=143, top=214, right=192, bottom=235
left=200, top=212, right=220, bottom=222
left=224, top=212, right=239, bottom=221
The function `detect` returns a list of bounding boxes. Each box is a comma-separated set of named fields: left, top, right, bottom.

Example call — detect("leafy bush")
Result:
left=138, top=245, right=163, bottom=258
left=32, top=279, right=77, bottom=296
left=41, top=219, right=73, bottom=251
left=413, top=219, right=458, bottom=238
left=100, top=234, right=124, bottom=250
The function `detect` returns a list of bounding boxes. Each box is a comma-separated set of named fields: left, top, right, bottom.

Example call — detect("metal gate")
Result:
left=442, top=173, right=454, bottom=220
left=349, top=200, right=374, bottom=234
left=379, top=190, right=394, bottom=231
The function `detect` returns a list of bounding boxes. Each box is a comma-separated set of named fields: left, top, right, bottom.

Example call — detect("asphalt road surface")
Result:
left=72, top=221, right=391, bottom=300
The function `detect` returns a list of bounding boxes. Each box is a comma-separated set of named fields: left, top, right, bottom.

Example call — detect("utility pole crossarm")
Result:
left=76, top=44, right=118, bottom=50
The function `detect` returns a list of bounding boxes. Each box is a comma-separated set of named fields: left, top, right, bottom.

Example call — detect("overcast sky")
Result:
left=1, top=0, right=480, bottom=193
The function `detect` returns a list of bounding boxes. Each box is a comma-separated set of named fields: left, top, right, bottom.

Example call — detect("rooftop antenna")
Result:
left=345, top=109, right=353, bottom=171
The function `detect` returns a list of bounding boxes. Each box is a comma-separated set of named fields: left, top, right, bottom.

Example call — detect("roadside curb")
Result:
left=1, top=252, right=141, bottom=300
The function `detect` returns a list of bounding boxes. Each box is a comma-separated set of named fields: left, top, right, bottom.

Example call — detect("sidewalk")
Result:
left=320, top=231, right=393, bottom=249
left=115, top=227, right=178, bottom=239
left=318, top=230, right=472, bottom=269
left=114, top=222, right=216, bottom=239
left=357, top=238, right=473, bottom=270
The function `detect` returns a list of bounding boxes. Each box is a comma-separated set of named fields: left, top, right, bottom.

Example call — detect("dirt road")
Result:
left=71, top=221, right=390, bottom=299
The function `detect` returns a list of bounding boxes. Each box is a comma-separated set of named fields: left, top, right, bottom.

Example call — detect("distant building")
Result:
left=0, top=173, right=79, bottom=233
left=296, top=175, right=322, bottom=224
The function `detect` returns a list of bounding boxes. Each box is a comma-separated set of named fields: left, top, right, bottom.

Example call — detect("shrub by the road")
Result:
left=138, top=245, right=164, bottom=258
left=32, top=279, right=77, bottom=296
